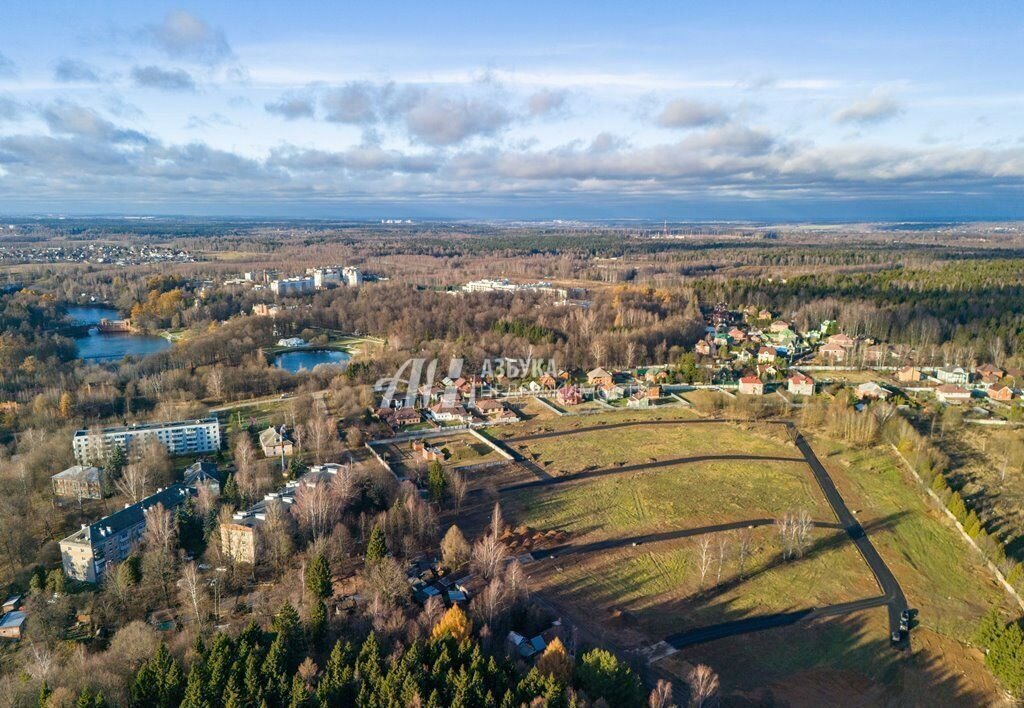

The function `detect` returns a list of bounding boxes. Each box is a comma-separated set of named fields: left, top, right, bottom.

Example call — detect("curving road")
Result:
left=496, top=417, right=909, bottom=651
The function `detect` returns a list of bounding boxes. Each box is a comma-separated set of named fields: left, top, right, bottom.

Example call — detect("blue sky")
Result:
left=1, top=1, right=1023, bottom=219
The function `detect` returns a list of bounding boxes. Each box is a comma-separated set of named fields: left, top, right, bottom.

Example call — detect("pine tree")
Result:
left=576, top=648, right=644, bottom=708
left=974, top=606, right=1006, bottom=650
left=428, top=460, right=447, bottom=502
left=221, top=473, right=240, bottom=506
left=37, top=681, right=52, bottom=708
left=181, top=663, right=211, bottom=708
left=307, top=599, right=327, bottom=646
left=365, top=523, right=387, bottom=562
left=988, top=621, right=1024, bottom=696
left=305, top=554, right=331, bottom=600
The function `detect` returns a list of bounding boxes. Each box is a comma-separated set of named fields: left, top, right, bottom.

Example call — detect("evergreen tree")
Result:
left=75, top=688, right=108, bottom=708
left=576, top=648, right=644, bottom=708
left=305, top=554, right=331, bottom=600
left=989, top=621, right=1024, bottom=696
left=974, top=607, right=1006, bottom=650
left=307, top=599, right=327, bottom=646
left=365, top=523, right=387, bottom=562
left=37, top=681, right=51, bottom=708
left=181, top=663, right=211, bottom=708
left=221, top=473, right=240, bottom=506
left=428, top=460, right=447, bottom=502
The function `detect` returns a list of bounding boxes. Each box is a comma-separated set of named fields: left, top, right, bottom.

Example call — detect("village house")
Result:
left=757, top=346, right=777, bottom=364
left=979, top=372, right=1002, bottom=387
left=977, top=364, right=1006, bottom=380
left=935, top=384, right=972, bottom=405
left=935, top=366, right=970, bottom=386
left=988, top=384, right=1016, bottom=402
left=827, top=333, right=856, bottom=349
left=557, top=385, right=583, bottom=406
left=538, top=372, right=558, bottom=389
left=474, top=398, right=517, bottom=423
left=587, top=367, right=614, bottom=387
left=787, top=373, right=815, bottom=396
left=643, top=367, right=670, bottom=384
left=626, top=391, right=650, bottom=408
left=695, top=340, right=715, bottom=357
left=412, top=440, right=444, bottom=462
left=819, top=342, right=847, bottom=362
left=259, top=425, right=294, bottom=457
left=738, top=376, right=765, bottom=395
left=896, top=366, right=923, bottom=383
left=51, top=465, right=104, bottom=500
left=855, top=382, right=892, bottom=401
left=393, top=407, right=422, bottom=426
left=769, top=320, right=790, bottom=333
left=728, top=327, right=746, bottom=342
left=0, top=611, right=25, bottom=640
left=429, top=402, right=472, bottom=423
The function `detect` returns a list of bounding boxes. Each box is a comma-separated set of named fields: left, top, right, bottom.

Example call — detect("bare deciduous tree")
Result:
left=115, top=461, right=149, bottom=503
left=293, top=481, right=337, bottom=540
left=449, top=470, right=468, bottom=512
left=234, top=436, right=258, bottom=503
left=736, top=528, right=753, bottom=578
left=688, top=664, right=719, bottom=708
left=471, top=533, right=508, bottom=582
left=179, top=561, right=207, bottom=626
left=648, top=679, right=675, bottom=708
left=697, top=536, right=713, bottom=590
left=715, top=535, right=728, bottom=585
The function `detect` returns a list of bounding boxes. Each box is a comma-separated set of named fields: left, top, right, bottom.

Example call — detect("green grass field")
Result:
left=816, top=440, right=1008, bottom=641
left=505, top=458, right=828, bottom=536
left=502, top=419, right=796, bottom=477
left=530, top=525, right=876, bottom=639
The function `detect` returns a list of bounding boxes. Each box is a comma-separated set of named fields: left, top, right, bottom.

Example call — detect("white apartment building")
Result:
left=342, top=266, right=362, bottom=287
left=270, top=276, right=315, bottom=296
left=72, top=417, right=221, bottom=465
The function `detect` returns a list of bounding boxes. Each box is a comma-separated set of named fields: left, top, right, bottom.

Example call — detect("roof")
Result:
left=52, top=465, right=102, bottom=482
left=739, top=376, right=763, bottom=384
left=183, top=461, right=220, bottom=487
left=66, top=484, right=195, bottom=547
left=0, top=611, right=25, bottom=631
left=587, top=367, right=612, bottom=378
left=936, top=384, right=970, bottom=394
left=789, top=373, right=813, bottom=384
left=259, top=426, right=290, bottom=445
left=74, top=417, right=218, bottom=438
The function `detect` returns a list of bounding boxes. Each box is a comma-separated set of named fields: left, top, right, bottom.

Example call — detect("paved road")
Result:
left=786, top=424, right=909, bottom=641
left=660, top=595, right=889, bottom=651
left=497, top=416, right=910, bottom=651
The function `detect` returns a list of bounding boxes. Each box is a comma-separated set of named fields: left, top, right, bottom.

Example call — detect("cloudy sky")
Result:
left=1, top=1, right=1023, bottom=219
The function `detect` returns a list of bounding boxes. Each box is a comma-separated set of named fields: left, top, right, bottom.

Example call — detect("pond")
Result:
left=68, top=305, right=172, bottom=362
left=274, top=349, right=351, bottom=373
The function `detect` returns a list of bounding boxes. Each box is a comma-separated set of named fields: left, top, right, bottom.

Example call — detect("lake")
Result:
left=68, top=305, right=172, bottom=362
left=274, top=349, right=350, bottom=373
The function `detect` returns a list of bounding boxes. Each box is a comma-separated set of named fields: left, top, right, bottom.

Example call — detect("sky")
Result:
left=1, top=1, right=1023, bottom=219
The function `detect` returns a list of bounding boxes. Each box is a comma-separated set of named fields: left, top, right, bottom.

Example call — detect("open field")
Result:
left=458, top=413, right=1015, bottom=704
left=526, top=525, right=876, bottom=641
left=814, top=438, right=1009, bottom=641
left=503, top=396, right=560, bottom=421
left=493, top=417, right=794, bottom=478
left=503, top=458, right=827, bottom=536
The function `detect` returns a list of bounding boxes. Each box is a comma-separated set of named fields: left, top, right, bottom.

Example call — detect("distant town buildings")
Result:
left=60, top=484, right=195, bottom=583
left=270, top=276, right=315, bottom=296
left=72, top=418, right=222, bottom=465
left=462, top=278, right=571, bottom=298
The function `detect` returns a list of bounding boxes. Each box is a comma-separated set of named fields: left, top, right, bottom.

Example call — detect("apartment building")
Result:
left=270, top=276, right=315, bottom=296
left=72, top=417, right=221, bottom=465
left=59, top=484, right=195, bottom=583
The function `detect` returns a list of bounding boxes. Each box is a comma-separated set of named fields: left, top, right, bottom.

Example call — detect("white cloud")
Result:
left=657, top=98, right=730, bottom=128
left=148, top=10, right=233, bottom=64
left=834, top=91, right=903, bottom=125
left=131, top=65, right=196, bottom=92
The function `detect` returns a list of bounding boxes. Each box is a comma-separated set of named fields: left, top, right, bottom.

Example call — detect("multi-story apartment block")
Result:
left=72, top=417, right=221, bottom=465
left=59, top=484, right=195, bottom=583
left=270, top=276, right=315, bottom=296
